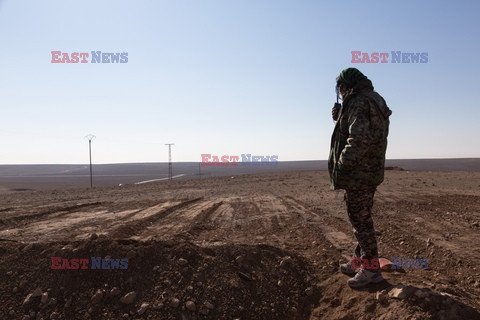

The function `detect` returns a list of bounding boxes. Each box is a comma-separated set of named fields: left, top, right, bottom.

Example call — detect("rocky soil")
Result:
left=1, top=170, right=479, bottom=319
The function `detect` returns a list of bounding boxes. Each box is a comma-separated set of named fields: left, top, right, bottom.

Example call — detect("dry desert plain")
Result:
left=0, top=168, right=480, bottom=319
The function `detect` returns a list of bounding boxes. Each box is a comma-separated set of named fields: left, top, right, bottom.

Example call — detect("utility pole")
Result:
left=85, top=134, right=96, bottom=188
left=165, top=143, right=174, bottom=180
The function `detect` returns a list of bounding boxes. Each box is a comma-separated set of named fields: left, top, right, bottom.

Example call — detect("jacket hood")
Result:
left=369, top=91, right=392, bottom=119
left=344, top=79, right=392, bottom=119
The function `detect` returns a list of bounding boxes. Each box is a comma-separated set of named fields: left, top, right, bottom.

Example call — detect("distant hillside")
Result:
left=0, top=158, right=478, bottom=191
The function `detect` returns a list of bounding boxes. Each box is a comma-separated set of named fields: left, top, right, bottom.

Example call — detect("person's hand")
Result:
left=332, top=103, right=340, bottom=121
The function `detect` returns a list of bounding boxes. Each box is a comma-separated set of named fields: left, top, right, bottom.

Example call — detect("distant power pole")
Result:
left=85, top=134, right=96, bottom=188
left=165, top=143, right=174, bottom=180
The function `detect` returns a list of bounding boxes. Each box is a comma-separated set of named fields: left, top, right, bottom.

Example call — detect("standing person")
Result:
left=328, top=68, right=392, bottom=288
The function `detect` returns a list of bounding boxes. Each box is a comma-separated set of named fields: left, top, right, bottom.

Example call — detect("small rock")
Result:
left=12, top=287, right=18, bottom=294
left=6, top=271, right=13, bottom=276
left=110, top=287, right=121, bottom=297
left=277, top=280, right=283, bottom=287
left=41, top=292, right=49, bottom=304
left=305, top=287, right=314, bottom=296
left=186, top=285, right=194, bottom=293
left=235, top=255, right=245, bottom=266
left=91, top=290, right=103, bottom=304
left=120, top=291, right=137, bottom=304
left=170, top=297, right=180, bottom=308
left=153, top=265, right=160, bottom=272
left=474, top=281, right=480, bottom=288
left=186, top=300, right=196, bottom=312
left=388, top=284, right=408, bottom=299
left=138, top=303, right=149, bottom=315
left=153, top=303, right=164, bottom=310
left=32, top=288, right=43, bottom=297
left=376, top=290, right=388, bottom=303
left=90, top=233, right=98, bottom=240
left=400, top=241, right=405, bottom=245
left=472, top=221, right=479, bottom=227
left=427, top=238, right=433, bottom=246
left=178, top=258, right=188, bottom=266
left=205, top=302, right=214, bottom=310
left=279, top=256, right=293, bottom=267
left=23, top=288, right=43, bottom=306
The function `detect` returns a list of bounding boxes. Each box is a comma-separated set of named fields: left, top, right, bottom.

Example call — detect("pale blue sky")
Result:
left=0, top=0, right=478, bottom=164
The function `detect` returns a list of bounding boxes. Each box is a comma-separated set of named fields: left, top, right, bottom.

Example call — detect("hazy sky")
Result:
left=0, top=0, right=479, bottom=164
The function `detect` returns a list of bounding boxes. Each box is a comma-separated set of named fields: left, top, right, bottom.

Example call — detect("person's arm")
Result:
left=338, top=97, right=371, bottom=171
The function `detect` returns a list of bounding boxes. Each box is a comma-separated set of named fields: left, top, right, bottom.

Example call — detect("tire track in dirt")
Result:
left=108, top=198, right=203, bottom=239
left=117, top=209, right=147, bottom=221
left=129, top=200, right=223, bottom=241
left=279, top=196, right=355, bottom=260
left=187, top=201, right=224, bottom=237
left=181, top=194, right=343, bottom=277
left=0, top=202, right=103, bottom=228
left=0, top=205, right=170, bottom=243
left=186, top=195, right=297, bottom=248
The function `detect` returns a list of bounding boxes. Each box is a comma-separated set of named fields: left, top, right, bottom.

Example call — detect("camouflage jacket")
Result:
left=328, top=87, right=392, bottom=190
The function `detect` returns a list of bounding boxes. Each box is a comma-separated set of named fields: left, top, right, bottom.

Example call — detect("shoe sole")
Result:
left=347, top=275, right=384, bottom=288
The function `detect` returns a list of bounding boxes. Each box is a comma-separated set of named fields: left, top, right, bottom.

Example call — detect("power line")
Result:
left=85, top=134, right=96, bottom=188
left=165, top=143, right=174, bottom=180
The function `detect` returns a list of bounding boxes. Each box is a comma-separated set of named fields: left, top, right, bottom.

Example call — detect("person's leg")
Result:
left=339, top=192, right=363, bottom=275
left=344, top=187, right=384, bottom=287
left=345, top=187, right=379, bottom=271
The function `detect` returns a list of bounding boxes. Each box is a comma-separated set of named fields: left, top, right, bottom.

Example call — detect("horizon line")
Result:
left=0, top=157, right=479, bottom=166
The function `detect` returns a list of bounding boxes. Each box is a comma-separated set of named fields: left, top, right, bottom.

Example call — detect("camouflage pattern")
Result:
left=328, top=76, right=391, bottom=272
left=345, top=187, right=379, bottom=271
left=328, top=82, right=392, bottom=190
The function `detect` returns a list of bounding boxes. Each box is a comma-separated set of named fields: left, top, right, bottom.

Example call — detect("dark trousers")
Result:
left=344, top=187, right=379, bottom=271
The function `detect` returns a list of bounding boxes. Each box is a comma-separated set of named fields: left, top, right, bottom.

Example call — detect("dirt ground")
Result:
left=1, top=170, right=479, bottom=320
